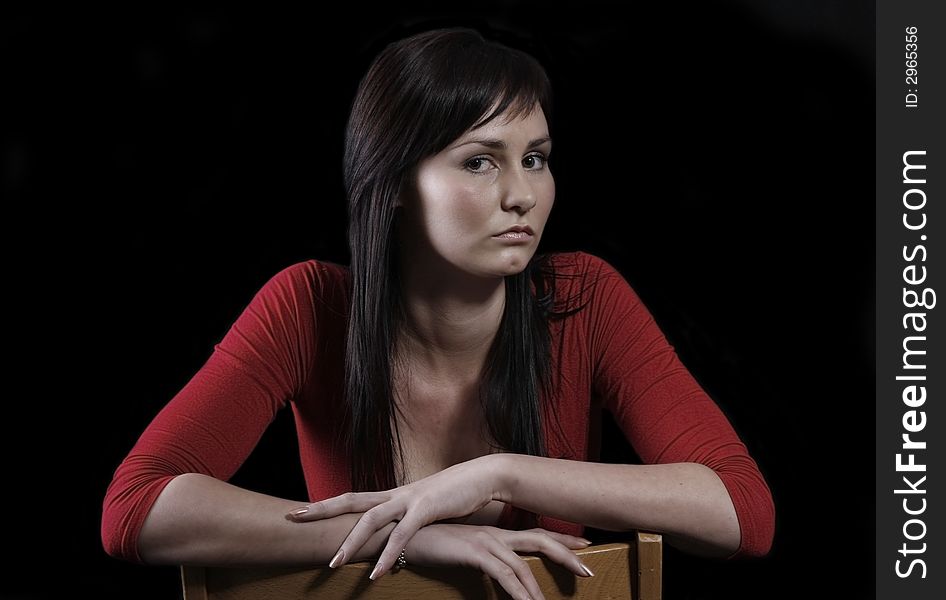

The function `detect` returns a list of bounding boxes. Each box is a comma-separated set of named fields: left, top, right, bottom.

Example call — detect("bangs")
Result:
left=412, top=32, right=553, bottom=154
left=470, top=60, right=551, bottom=130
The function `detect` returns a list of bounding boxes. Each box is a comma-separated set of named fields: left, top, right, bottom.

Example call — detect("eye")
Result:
left=464, top=156, right=495, bottom=173
left=523, top=153, right=548, bottom=170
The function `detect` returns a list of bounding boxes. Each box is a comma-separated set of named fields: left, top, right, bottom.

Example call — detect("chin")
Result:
left=495, top=250, right=535, bottom=276
left=454, top=246, right=537, bottom=279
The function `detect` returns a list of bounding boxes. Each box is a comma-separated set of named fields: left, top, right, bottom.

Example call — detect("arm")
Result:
left=137, top=472, right=394, bottom=567
left=156, top=475, right=596, bottom=600
left=586, top=255, right=775, bottom=557
left=101, top=262, right=326, bottom=564
left=491, top=454, right=739, bottom=558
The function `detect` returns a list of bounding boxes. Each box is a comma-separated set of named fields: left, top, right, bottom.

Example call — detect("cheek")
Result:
left=536, top=176, right=555, bottom=217
left=543, top=176, right=555, bottom=205
left=420, top=176, right=491, bottom=235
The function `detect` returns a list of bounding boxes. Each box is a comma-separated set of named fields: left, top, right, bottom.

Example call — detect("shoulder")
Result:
left=256, top=258, right=351, bottom=314
left=544, top=250, right=621, bottom=279
left=541, top=251, right=632, bottom=302
left=271, top=258, right=350, bottom=287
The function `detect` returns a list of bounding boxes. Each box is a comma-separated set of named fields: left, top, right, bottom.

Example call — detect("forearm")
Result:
left=137, top=473, right=395, bottom=567
left=491, top=454, right=740, bottom=557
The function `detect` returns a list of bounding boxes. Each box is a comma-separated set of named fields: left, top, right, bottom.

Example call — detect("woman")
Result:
left=102, top=26, right=775, bottom=600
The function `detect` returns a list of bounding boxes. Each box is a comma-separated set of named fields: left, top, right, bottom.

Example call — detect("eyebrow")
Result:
left=450, top=136, right=552, bottom=151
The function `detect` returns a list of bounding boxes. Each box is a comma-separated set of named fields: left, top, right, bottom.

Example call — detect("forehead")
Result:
left=458, top=103, right=548, bottom=142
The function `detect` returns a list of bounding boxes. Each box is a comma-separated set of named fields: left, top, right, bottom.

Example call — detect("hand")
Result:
left=401, top=523, right=595, bottom=600
left=286, top=455, right=501, bottom=579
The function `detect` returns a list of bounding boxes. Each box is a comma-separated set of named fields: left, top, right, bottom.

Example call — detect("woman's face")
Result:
left=397, top=102, right=554, bottom=279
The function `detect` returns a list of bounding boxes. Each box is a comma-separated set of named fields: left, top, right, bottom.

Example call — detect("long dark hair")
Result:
left=341, top=26, right=569, bottom=492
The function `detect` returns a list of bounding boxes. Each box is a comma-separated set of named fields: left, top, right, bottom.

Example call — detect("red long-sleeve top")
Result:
left=101, top=251, right=775, bottom=564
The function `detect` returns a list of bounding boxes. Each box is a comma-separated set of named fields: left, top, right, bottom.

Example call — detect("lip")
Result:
left=494, top=224, right=534, bottom=236
left=491, top=226, right=534, bottom=244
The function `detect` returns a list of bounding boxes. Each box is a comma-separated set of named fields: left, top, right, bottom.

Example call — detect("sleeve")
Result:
left=100, top=262, right=318, bottom=565
left=584, top=253, right=775, bottom=559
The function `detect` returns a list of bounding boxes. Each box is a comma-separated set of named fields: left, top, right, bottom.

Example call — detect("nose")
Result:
left=500, top=165, right=537, bottom=214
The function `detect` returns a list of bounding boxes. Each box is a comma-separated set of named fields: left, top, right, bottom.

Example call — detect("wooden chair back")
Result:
left=181, top=531, right=661, bottom=599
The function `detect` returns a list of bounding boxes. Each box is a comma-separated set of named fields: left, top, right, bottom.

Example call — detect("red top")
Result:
left=101, top=251, right=775, bottom=564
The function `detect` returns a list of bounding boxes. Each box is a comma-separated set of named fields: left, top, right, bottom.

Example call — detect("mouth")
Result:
left=493, top=224, right=534, bottom=237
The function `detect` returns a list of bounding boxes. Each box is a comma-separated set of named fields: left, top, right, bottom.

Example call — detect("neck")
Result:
left=394, top=255, right=506, bottom=386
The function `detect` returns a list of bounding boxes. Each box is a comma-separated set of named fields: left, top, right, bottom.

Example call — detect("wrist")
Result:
left=484, top=452, right=514, bottom=504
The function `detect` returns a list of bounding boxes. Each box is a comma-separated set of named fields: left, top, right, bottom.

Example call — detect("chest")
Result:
left=390, top=378, right=500, bottom=486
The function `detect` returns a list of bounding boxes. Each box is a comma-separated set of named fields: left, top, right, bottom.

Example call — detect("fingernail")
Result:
left=580, top=562, right=594, bottom=577
left=579, top=538, right=592, bottom=545
left=288, top=507, right=309, bottom=517
left=369, top=562, right=384, bottom=580
left=330, top=549, right=345, bottom=568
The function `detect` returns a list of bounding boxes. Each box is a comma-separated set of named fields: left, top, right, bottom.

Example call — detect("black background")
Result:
left=5, top=2, right=873, bottom=598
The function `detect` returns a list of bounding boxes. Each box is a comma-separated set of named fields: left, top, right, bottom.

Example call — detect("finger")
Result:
left=333, top=503, right=404, bottom=569
left=369, top=510, right=427, bottom=580
left=482, top=536, right=547, bottom=600
left=287, top=491, right=389, bottom=521
left=507, top=531, right=594, bottom=579
left=526, top=529, right=592, bottom=550
left=475, top=548, right=538, bottom=600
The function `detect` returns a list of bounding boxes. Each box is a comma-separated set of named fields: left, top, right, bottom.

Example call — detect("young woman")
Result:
left=102, top=26, right=774, bottom=600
